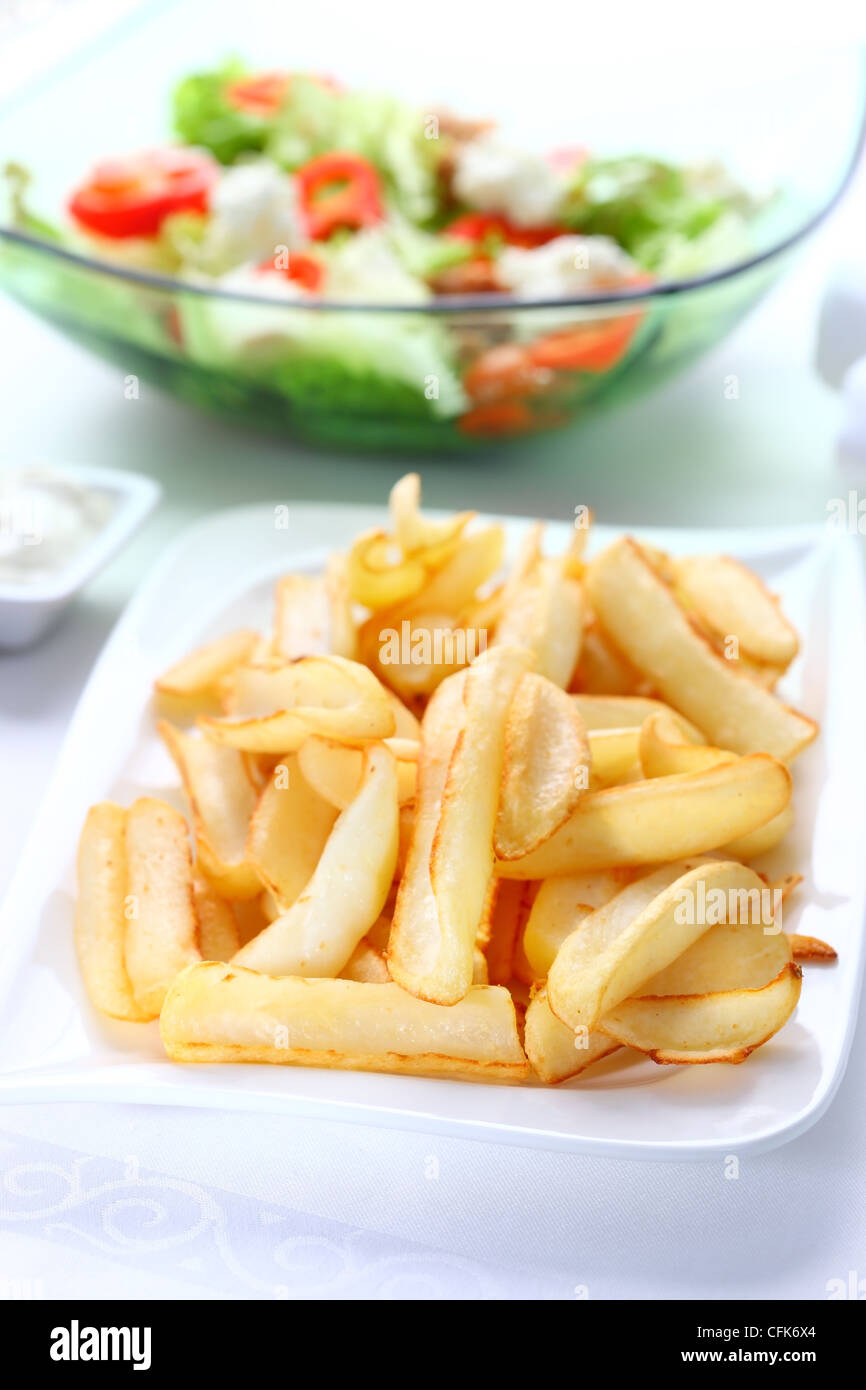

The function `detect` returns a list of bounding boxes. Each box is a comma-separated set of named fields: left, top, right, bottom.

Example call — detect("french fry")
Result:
left=587, top=727, right=643, bottom=787
left=234, top=743, right=398, bottom=977
left=496, top=755, right=791, bottom=878
left=673, top=553, right=799, bottom=669
left=570, top=616, right=642, bottom=695
left=123, top=797, right=200, bottom=1017
left=271, top=574, right=330, bottom=658
left=523, top=879, right=598, bottom=979
left=297, top=734, right=418, bottom=810
left=598, top=965, right=802, bottom=1064
left=389, top=472, right=473, bottom=564
left=159, top=721, right=260, bottom=899
left=389, top=647, right=531, bottom=1004
left=402, top=524, right=504, bottom=616
left=638, top=711, right=794, bottom=859
left=524, top=988, right=621, bottom=1084
left=154, top=629, right=259, bottom=707
left=193, top=873, right=241, bottom=961
left=495, top=673, right=590, bottom=859
left=485, top=880, right=531, bottom=985
left=348, top=529, right=428, bottom=609
left=494, top=558, right=583, bottom=687
left=340, top=939, right=392, bottom=983
left=546, top=860, right=771, bottom=1034
left=74, top=803, right=150, bottom=1021
left=572, top=694, right=705, bottom=742
left=160, top=964, right=529, bottom=1082
left=586, top=539, right=816, bottom=760
left=201, top=655, right=395, bottom=753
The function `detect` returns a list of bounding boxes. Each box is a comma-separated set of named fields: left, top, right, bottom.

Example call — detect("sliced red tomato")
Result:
left=464, top=343, right=551, bottom=404
left=295, top=152, right=383, bottom=240
left=445, top=213, right=562, bottom=250
left=458, top=401, right=534, bottom=436
left=68, top=149, right=218, bottom=239
left=225, top=71, right=291, bottom=115
left=547, top=145, right=589, bottom=174
left=528, top=312, right=643, bottom=374
left=257, top=251, right=325, bottom=292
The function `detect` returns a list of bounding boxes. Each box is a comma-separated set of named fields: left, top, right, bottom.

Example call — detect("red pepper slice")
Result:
left=225, top=72, right=291, bottom=115
left=458, top=401, right=534, bottom=436
left=258, top=251, right=325, bottom=292
left=445, top=213, right=562, bottom=250
left=295, top=151, right=383, bottom=240
left=68, top=148, right=217, bottom=239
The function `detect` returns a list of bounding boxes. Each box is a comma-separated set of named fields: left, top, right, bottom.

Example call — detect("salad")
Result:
left=2, top=64, right=760, bottom=441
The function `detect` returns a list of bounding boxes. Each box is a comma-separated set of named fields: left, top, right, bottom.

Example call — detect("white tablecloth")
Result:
left=2, top=7, right=866, bottom=1299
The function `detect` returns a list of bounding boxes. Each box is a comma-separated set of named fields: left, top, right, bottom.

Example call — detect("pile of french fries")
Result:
left=74, top=474, right=835, bottom=1087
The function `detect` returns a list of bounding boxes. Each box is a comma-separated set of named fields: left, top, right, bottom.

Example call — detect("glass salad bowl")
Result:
left=0, top=8, right=864, bottom=454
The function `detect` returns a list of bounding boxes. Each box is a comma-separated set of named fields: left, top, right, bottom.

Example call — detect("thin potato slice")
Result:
left=494, top=557, right=583, bottom=688
left=389, top=647, right=531, bottom=1005
left=389, top=472, right=473, bottom=563
left=599, top=964, right=802, bottom=1063
left=495, top=672, right=590, bottom=859
left=234, top=743, right=398, bottom=977
left=586, top=538, right=816, bottom=759
left=201, top=655, right=395, bottom=753
left=245, top=754, right=338, bottom=906
left=154, top=629, right=259, bottom=705
left=159, top=721, right=260, bottom=899
left=496, top=755, right=791, bottom=878
left=674, top=553, right=799, bottom=669
left=74, top=803, right=150, bottom=1021
left=124, top=797, right=200, bottom=1017
left=160, top=964, right=529, bottom=1082
left=348, top=528, right=428, bottom=609
left=524, top=988, right=620, bottom=1084
left=547, top=860, right=768, bottom=1034
left=193, top=874, right=241, bottom=961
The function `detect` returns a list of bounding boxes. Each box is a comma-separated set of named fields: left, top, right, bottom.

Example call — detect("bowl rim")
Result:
left=2, top=95, right=865, bottom=315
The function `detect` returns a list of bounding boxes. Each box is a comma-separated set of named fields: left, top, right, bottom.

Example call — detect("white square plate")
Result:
left=0, top=502, right=864, bottom=1160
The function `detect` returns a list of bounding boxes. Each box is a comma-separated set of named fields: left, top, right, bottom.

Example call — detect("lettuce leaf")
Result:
left=172, top=61, right=272, bottom=164
left=561, top=156, right=733, bottom=269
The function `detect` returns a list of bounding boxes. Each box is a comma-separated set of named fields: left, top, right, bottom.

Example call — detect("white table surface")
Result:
left=1, top=9, right=866, bottom=1300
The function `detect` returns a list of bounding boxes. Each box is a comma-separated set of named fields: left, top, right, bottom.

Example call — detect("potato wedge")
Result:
left=154, top=629, right=259, bottom=706
left=340, top=939, right=392, bottom=983
left=495, top=672, right=590, bottom=859
left=193, top=874, right=241, bottom=962
left=123, top=797, right=200, bottom=1017
left=234, top=743, right=398, bottom=977
left=201, top=655, right=395, bottom=753
left=546, top=860, right=769, bottom=1034
left=74, top=803, right=150, bottom=1021
left=160, top=964, right=529, bottom=1082
left=674, top=553, right=799, bottom=669
left=494, top=558, right=583, bottom=688
left=297, top=734, right=418, bottom=810
left=245, top=754, right=338, bottom=906
left=485, top=880, right=533, bottom=985
left=586, top=539, right=816, bottom=759
left=599, top=964, right=802, bottom=1063
left=389, top=647, right=531, bottom=1004
left=523, top=879, right=597, bottom=979
left=789, top=934, right=837, bottom=962
left=159, top=721, right=260, bottom=899
left=271, top=573, right=330, bottom=658
left=587, top=726, right=643, bottom=787
left=524, top=988, right=621, bottom=1084
left=496, top=755, right=791, bottom=878
left=389, top=472, right=473, bottom=563
left=571, top=694, right=705, bottom=741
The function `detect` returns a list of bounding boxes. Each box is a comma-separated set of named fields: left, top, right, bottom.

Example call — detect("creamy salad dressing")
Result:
left=0, top=469, right=116, bottom=586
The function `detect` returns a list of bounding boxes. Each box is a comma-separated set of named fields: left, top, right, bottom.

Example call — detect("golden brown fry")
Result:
left=75, top=803, right=150, bottom=1021
left=160, top=964, right=529, bottom=1082
left=124, top=797, right=200, bottom=1017
left=193, top=873, right=241, bottom=961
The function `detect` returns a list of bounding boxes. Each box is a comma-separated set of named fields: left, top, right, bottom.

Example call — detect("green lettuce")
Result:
left=561, top=156, right=734, bottom=269
left=172, top=60, right=273, bottom=164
